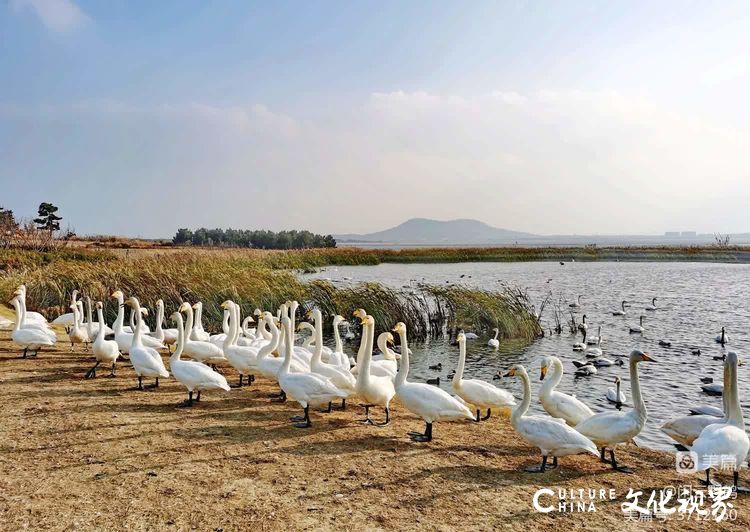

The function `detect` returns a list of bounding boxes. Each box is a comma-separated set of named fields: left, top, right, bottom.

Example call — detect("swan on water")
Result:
left=629, top=316, right=644, bottom=334
left=606, top=377, right=626, bottom=407
left=574, top=350, right=656, bottom=473
left=645, top=297, right=658, bottom=311
left=505, top=364, right=599, bottom=473
left=569, top=295, right=583, bottom=308
left=452, top=331, right=515, bottom=422
left=586, top=326, right=601, bottom=345
left=393, top=322, right=474, bottom=442
left=488, top=327, right=500, bottom=349
left=572, top=329, right=587, bottom=352
left=538, top=356, right=593, bottom=426
left=715, top=327, right=729, bottom=345
left=612, top=300, right=628, bottom=316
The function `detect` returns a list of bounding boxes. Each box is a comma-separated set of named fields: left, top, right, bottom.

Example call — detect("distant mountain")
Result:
left=334, top=218, right=535, bottom=245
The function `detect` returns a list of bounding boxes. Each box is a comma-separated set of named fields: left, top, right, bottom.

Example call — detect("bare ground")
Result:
left=0, top=316, right=748, bottom=531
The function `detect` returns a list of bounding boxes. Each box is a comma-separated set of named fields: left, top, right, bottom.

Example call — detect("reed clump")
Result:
left=0, top=249, right=539, bottom=342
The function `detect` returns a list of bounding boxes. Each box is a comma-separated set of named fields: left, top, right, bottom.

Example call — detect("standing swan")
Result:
left=354, top=315, right=396, bottom=425
left=111, top=291, right=165, bottom=353
left=393, top=322, right=474, bottom=442
left=10, top=296, right=55, bottom=357
left=452, top=331, right=515, bottom=421
left=488, top=328, right=500, bottom=349
left=178, top=302, right=225, bottom=365
left=86, top=302, right=121, bottom=378
left=277, top=316, right=347, bottom=428
left=692, top=351, right=749, bottom=491
left=151, top=299, right=178, bottom=349
left=169, top=311, right=229, bottom=406
left=504, top=364, right=599, bottom=472
left=124, top=297, right=169, bottom=390
left=538, top=356, right=594, bottom=426
left=307, top=309, right=356, bottom=410
left=574, top=350, right=656, bottom=473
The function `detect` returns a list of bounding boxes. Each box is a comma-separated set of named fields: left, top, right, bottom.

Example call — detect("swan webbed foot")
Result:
left=699, top=470, right=720, bottom=487
left=374, top=407, right=390, bottom=427
left=22, top=348, right=28, bottom=358
left=524, top=456, right=549, bottom=473
left=178, top=392, right=194, bottom=408
left=293, top=406, right=311, bottom=428
left=609, top=450, right=635, bottom=474
left=359, top=404, right=374, bottom=423
left=135, top=376, right=144, bottom=391
left=408, top=422, right=432, bottom=442
left=85, top=362, right=100, bottom=379
left=270, top=390, right=287, bottom=403
left=481, top=408, right=492, bottom=421
left=289, top=415, right=306, bottom=422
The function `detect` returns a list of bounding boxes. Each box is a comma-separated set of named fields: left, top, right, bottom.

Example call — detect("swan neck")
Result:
left=395, top=329, right=409, bottom=387
left=725, top=360, right=744, bottom=427
left=282, top=322, right=293, bottom=372
left=629, top=359, right=646, bottom=420
left=357, top=321, right=374, bottom=384
left=540, top=358, right=563, bottom=398
left=171, top=315, right=184, bottom=362
left=95, top=307, right=106, bottom=341
left=454, top=340, right=466, bottom=384
left=132, top=302, right=144, bottom=346
left=333, top=320, right=343, bottom=352
left=258, top=320, right=279, bottom=360
left=512, top=370, right=531, bottom=424
left=312, top=312, right=324, bottom=364
left=155, top=303, right=164, bottom=334
left=184, top=306, right=194, bottom=341
left=12, top=299, right=22, bottom=332
left=114, top=294, right=124, bottom=333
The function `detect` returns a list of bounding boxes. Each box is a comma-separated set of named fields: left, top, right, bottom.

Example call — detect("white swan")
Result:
left=572, top=360, right=598, bottom=376
left=277, top=315, right=347, bottom=428
left=84, top=296, right=113, bottom=340
left=578, top=314, right=588, bottom=333
left=452, top=331, right=515, bottom=421
left=587, top=326, right=601, bottom=345
left=169, top=311, right=229, bottom=406
left=585, top=335, right=603, bottom=357
left=151, top=299, right=178, bottom=349
left=689, top=405, right=724, bottom=417
left=85, top=302, right=121, bottom=378
left=10, top=296, right=55, bottom=357
left=569, top=295, right=583, bottom=308
left=692, top=351, right=749, bottom=491
left=354, top=315, right=396, bottom=425
left=606, top=377, right=626, bottom=406
left=645, top=297, right=658, bottom=311
left=715, top=327, right=729, bottom=345
left=220, top=300, right=258, bottom=387
left=488, top=327, right=500, bottom=349
left=661, top=360, right=729, bottom=448
left=189, top=302, right=210, bottom=341
left=327, top=315, right=351, bottom=371
left=110, top=291, right=164, bottom=353
left=393, top=321, right=474, bottom=442
left=124, top=297, right=169, bottom=389
left=351, top=330, right=398, bottom=378
left=67, top=299, right=91, bottom=351
left=504, top=364, right=599, bottom=472
left=572, top=329, right=587, bottom=351
left=13, top=285, right=49, bottom=325
left=307, top=309, right=356, bottom=410
left=539, top=356, right=594, bottom=426
left=256, top=312, right=307, bottom=390
left=51, top=289, right=78, bottom=327
left=11, top=289, right=56, bottom=342
left=574, top=350, right=656, bottom=473
left=612, top=300, right=628, bottom=316
left=629, top=316, right=644, bottom=334
left=179, top=302, right=225, bottom=364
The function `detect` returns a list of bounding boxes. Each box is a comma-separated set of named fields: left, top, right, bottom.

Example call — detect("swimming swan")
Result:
left=488, top=328, right=500, bottom=349
left=606, top=377, right=626, bottom=407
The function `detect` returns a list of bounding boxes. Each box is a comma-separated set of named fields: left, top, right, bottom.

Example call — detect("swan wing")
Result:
left=661, top=415, right=718, bottom=447
left=574, top=411, right=640, bottom=446
left=693, top=424, right=750, bottom=469
left=545, top=391, right=594, bottom=426
left=458, top=379, right=516, bottom=408
left=516, top=416, right=599, bottom=456
left=173, top=360, right=230, bottom=391
left=397, top=382, right=474, bottom=422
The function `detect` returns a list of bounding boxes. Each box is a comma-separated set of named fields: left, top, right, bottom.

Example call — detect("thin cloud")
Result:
left=10, top=0, right=91, bottom=33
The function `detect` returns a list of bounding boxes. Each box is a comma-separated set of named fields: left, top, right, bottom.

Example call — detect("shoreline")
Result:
left=0, top=320, right=747, bottom=530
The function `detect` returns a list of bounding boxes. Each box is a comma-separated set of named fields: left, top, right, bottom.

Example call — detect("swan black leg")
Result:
left=699, top=469, right=719, bottom=487
left=249, top=374, right=255, bottom=384
left=85, top=361, right=100, bottom=379
left=409, top=422, right=433, bottom=442
left=195, top=390, right=201, bottom=402
left=609, top=449, right=634, bottom=474
left=340, top=398, right=346, bottom=410
left=146, top=377, right=160, bottom=389
left=599, top=447, right=609, bottom=463
left=179, top=391, right=194, bottom=407
left=482, top=408, right=492, bottom=421
left=271, top=389, right=286, bottom=403
left=374, top=407, right=391, bottom=427
left=474, top=409, right=481, bottom=423
left=22, top=347, right=28, bottom=358
left=360, top=404, right=375, bottom=425
left=320, top=402, right=333, bottom=413
left=525, top=455, right=549, bottom=473
left=293, top=406, right=311, bottom=428
left=236, top=375, right=244, bottom=388
left=107, top=363, right=116, bottom=377
left=136, top=376, right=143, bottom=390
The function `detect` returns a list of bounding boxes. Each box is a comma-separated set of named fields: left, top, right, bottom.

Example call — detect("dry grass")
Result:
left=1, top=317, right=745, bottom=531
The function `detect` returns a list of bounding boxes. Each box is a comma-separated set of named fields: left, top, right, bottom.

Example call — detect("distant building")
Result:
left=681, top=231, right=697, bottom=237
left=664, top=232, right=680, bottom=237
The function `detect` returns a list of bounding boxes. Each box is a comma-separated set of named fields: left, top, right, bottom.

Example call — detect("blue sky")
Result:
left=2, top=1, right=750, bottom=237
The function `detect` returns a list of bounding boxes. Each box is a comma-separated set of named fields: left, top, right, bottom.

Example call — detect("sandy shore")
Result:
left=0, top=315, right=748, bottom=530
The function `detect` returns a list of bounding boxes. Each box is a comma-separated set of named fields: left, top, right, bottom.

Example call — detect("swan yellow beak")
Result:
left=220, top=302, right=229, bottom=310
left=504, top=368, right=516, bottom=377
left=642, top=352, right=656, bottom=362
left=539, top=365, right=547, bottom=380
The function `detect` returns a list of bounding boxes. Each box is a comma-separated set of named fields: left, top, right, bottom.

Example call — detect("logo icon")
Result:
left=676, top=451, right=698, bottom=473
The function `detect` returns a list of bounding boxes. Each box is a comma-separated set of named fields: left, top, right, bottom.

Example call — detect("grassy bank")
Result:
left=0, top=249, right=539, bottom=342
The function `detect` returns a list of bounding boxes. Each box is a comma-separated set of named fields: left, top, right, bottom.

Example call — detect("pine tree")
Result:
left=34, top=202, right=63, bottom=233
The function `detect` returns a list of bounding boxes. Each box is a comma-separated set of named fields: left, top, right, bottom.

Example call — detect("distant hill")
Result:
left=334, top=218, right=535, bottom=245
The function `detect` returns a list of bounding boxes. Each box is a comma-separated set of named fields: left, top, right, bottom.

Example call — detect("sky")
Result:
left=2, top=0, right=750, bottom=238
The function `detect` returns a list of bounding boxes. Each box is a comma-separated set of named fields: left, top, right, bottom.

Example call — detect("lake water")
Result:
left=302, top=261, right=750, bottom=451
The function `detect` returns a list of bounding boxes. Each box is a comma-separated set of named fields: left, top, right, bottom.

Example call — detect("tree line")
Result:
left=1, top=202, right=70, bottom=250
left=172, top=227, right=336, bottom=249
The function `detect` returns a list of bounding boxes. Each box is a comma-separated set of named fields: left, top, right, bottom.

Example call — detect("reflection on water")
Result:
left=303, top=261, right=750, bottom=450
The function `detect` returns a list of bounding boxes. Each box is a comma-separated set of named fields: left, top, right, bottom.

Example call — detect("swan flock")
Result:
left=3, top=284, right=748, bottom=490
